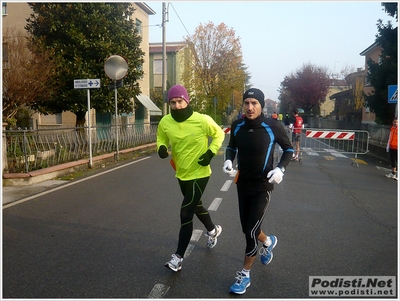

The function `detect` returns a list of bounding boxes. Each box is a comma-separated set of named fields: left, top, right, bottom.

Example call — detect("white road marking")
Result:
left=183, top=230, right=203, bottom=258
left=184, top=243, right=195, bottom=258
left=190, top=229, right=203, bottom=242
left=325, top=149, right=348, bottom=158
left=376, top=166, right=391, bottom=172
left=220, top=180, right=232, bottom=191
left=147, top=283, right=170, bottom=298
left=208, top=197, right=222, bottom=211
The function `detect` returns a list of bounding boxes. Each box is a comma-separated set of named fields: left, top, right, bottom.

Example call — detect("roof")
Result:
left=135, top=2, right=156, bottom=15
left=359, top=42, right=380, bottom=56
left=329, top=89, right=352, bottom=100
left=149, top=42, right=187, bottom=54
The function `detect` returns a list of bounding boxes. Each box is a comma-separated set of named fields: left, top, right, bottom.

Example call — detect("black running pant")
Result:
left=237, top=186, right=271, bottom=257
left=176, top=177, right=215, bottom=258
left=389, top=148, right=398, bottom=168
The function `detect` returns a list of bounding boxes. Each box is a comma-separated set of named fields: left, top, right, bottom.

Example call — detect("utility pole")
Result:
left=162, top=2, right=169, bottom=116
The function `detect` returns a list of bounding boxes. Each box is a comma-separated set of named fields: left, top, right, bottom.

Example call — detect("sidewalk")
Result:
left=3, top=179, right=69, bottom=205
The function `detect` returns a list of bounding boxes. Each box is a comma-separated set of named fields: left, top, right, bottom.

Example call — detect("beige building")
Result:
left=320, top=79, right=348, bottom=118
left=133, top=3, right=154, bottom=96
left=328, top=43, right=381, bottom=124
left=2, top=2, right=159, bottom=128
left=359, top=42, right=380, bottom=123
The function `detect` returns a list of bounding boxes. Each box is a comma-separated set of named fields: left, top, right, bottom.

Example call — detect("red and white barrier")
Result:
left=223, top=127, right=231, bottom=134
left=306, top=130, right=355, bottom=140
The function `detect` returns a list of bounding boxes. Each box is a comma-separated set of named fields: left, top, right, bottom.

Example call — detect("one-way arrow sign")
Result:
left=74, top=79, right=101, bottom=89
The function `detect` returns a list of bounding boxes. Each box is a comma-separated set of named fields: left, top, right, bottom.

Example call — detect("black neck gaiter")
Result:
left=171, top=105, right=194, bottom=122
left=245, top=113, right=264, bottom=127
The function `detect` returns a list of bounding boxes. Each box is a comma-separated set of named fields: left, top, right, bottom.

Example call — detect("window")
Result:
left=2, top=2, right=7, bottom=15
left=138, top=64, right=143, bottom=79
left=153, top=59, right=166, bottom=88
left=135, top=18, right=142, bottom=35
left=153, top=59, right=162, bottom=74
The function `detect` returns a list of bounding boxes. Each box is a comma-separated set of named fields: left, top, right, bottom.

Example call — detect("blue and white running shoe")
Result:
left=260, top=235, right=277, bottom=265
left=229, top=271, right=251, bottom=294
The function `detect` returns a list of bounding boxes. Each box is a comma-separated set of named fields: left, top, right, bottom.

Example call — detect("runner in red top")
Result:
left=289, top=109, right=304, bottom=161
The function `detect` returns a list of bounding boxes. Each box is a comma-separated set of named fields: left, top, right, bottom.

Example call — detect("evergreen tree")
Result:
left=365, top=2, right=398, bottom=124
left=25, top=3, right=145, bottom=126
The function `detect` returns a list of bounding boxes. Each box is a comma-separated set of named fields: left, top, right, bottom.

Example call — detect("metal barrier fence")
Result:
left=276, top=127, right=370, bottom=167
left=307, top=117, right=389, bottom=147
left=3, top=123, right=158, bottom=173
left=298, top=128, right=369, bottom=166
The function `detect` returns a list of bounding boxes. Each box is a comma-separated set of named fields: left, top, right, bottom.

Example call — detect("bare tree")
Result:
left=2, top=28, right=58, bottom=125
left=182, top=22, right=247, bottom=118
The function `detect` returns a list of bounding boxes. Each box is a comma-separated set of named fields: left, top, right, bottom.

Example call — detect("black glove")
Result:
left=198, top=149, right=215, bottom=166
left=158, top=145, right=169, bottom=159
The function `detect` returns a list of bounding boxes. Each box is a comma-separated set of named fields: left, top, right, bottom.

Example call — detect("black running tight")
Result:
left=237, top=187, right=271, bottom=257
left=176, top=177, right=215, bottom=258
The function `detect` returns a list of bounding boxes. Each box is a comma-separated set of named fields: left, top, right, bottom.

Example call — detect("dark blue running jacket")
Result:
left=225, top=114, right=294, bottom=191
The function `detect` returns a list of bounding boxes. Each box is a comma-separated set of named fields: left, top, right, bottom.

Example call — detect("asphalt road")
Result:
left=2, top=137, right=398, bottom=298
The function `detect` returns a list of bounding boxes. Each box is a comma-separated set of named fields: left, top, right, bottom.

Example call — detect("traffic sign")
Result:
left=388, top=85, right=397, bottom=103
left=74, top=79, right=101, bottom=89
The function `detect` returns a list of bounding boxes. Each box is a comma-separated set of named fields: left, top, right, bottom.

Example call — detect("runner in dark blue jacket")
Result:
left=223, top=88, right=294, bottom=294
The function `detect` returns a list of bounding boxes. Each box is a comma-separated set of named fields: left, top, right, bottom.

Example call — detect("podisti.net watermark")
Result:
left=309, top=276, right=396, bottom=297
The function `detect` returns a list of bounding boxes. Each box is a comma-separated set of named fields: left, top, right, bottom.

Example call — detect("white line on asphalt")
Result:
left=376, top=166, right=391, bottom=172
left=147, top=283, right=170, bottom=298
left=220, top=180, right=232, bottom=192
left=183, top=230, right=203, bottom=258
left=184, top=244, right=195, bottom=258
left=190, top=229, right=203, bottom=242
left=208, top=197, right=222, bottom=211
left=2, top=157, right=151, bottom=209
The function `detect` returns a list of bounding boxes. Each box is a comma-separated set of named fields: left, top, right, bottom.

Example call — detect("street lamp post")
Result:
left=104, top=55, right=128, bottom=161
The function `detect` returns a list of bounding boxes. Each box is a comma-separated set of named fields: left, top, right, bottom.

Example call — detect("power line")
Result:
left=169, top=3, right=192, bottom=39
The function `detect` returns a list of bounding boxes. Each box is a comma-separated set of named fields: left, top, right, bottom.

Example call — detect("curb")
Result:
left=3, top=143, right=156, bottom=186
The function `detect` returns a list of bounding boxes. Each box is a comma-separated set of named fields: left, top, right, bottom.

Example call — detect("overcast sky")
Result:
left=146, top=1, right=396, bottom=101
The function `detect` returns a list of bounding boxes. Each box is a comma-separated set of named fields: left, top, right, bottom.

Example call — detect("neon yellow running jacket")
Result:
left=157, top=112, right=225, bottom=181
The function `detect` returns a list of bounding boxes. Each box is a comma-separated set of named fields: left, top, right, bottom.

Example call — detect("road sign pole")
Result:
left=74, top=79, right=99, bottom=168
left=87, top=89, right=93, bottom=168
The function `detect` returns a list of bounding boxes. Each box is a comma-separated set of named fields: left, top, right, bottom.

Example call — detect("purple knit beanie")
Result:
left=168, top=84, right=190, bottom=104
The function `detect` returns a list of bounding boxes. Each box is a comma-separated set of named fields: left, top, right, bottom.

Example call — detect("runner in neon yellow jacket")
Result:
left=157, top=111, right=225, bottom=180
left=157, top=84, right=225, bottom=272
